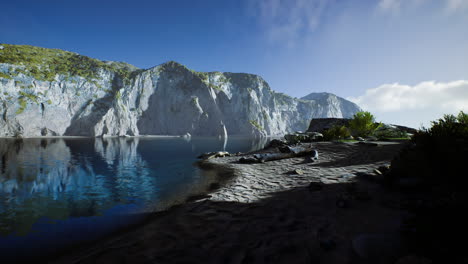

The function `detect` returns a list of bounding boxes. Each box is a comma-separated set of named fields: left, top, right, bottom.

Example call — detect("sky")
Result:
left=1, top=0, right=467, bottom=128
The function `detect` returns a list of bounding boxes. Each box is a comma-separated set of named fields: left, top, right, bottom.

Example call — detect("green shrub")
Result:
left=373, top=127, right=409, bottom=140
left=387, top=111, right=468, bottom=262
left=390, top=111, right=468, bottom=184
left=323, top=125, right=350, bottom=140
left=348, top=111, right=381, bottom=137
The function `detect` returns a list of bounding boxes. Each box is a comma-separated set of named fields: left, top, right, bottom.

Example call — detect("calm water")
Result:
left=0, top=136, right=269, bottom=260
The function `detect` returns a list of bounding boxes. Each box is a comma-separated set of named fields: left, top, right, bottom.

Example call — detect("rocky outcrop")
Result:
left=301, top=92, right=361, bottom=118
left=307, top=118, right=351, bottom=133
left=0, top=44, right=361, bottom=137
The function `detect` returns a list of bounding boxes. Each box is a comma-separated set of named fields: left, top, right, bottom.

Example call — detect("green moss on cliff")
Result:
left=249, top=120, right=264, bottom=131
left=0, top=72, right=11, bottom=79
left=0, top=44, right=140, bottom=85
left=16, top=98, right=27, bottom=114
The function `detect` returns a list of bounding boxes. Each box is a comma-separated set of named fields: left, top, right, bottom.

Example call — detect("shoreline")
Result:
left=50, top=141, right=411, bottom=264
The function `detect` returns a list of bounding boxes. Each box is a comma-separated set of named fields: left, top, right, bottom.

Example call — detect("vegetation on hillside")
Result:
left=157, top=61, right=230, bottom=91
left=0, top=44, right=140, bottom=85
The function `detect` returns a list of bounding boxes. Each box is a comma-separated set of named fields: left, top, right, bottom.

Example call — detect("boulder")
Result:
left=264, top=139, right=287, bottom=149
left=306, top=118, right=350, bottom=133
left=197, top=151, right=229, bottom=160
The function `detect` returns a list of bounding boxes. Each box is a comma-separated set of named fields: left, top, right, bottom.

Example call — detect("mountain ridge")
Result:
left=0, top=44, right=361, bottom=137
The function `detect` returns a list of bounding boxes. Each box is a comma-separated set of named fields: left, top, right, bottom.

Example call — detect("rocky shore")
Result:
left=50, top=141, right=422, bottom=264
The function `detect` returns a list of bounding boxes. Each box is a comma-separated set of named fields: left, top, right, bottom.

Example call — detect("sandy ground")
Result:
left=50, top=141, right=412, bottom=264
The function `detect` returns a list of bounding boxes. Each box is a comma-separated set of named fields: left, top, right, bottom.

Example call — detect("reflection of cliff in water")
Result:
left=0, top=136, right=269, bottom=235
left=0, top=138, right=151, bottom=235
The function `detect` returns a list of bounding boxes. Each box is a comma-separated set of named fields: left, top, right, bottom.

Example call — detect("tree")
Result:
left=348, top=111, right=381, bottom=137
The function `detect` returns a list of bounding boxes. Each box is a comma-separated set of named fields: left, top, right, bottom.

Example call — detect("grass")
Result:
left=0, top=44, right=140, bottom=84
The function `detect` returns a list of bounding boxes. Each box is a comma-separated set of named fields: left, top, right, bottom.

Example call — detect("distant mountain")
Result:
left=0, top=44, right=362, bottom=137
left=301, top=92, right=361, bottom=118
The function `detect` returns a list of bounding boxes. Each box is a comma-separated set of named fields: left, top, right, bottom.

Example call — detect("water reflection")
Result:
left=0, top=136, right=268, bottom=241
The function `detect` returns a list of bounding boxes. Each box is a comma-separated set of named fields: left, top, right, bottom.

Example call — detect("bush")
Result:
left=323, top=125, right=350, bottom=140
left=348, top=111, right=381, bottom=137
left=387, top=111, right=468, bottom=262
left=390, top=111, right=468, bottom=185
left=373, top=125, right=409, bottom=140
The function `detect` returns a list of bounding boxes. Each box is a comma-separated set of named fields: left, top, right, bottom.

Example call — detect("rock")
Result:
left=197, top=151, right=229, bottom=160
left=306, top=132, right=324, bottom=141
left=310, top=149, right=319, bottom=160
left=284, top=133, right=308, bottom=144
left=0, top=45, right=362, bottom=137
left=340, top=173, right=354, bottom=180
left=378, top=165, right=391, bottom=174
left=352, top=233, right=409, bottom=263
left=0, top=45, right=4, bottom=50
left=302, top=92, right=361, bottom=118
left=264, top=139, right=287, bottom=149
left=293, top=169, right=304, bottom=175
left=239, top=157, right=259, bottom=164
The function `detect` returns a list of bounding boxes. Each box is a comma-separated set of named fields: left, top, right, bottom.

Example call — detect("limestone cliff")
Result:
left=301, top=92, right=361, bottom=118
left=0, top=44, right=361, bottom=137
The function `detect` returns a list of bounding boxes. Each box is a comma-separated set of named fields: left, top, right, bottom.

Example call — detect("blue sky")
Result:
left=1, top=0, right=468, bottom=127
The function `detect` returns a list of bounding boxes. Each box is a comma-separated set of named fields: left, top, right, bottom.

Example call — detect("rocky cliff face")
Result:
left=0, top=44, right=361, bottom=137
left=301, top=92, right=361, bottom=118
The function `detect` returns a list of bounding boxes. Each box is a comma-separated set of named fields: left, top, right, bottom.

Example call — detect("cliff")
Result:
left=301, top=92, right=361, bottom=118
left=0, top=44, right=361, bottom=137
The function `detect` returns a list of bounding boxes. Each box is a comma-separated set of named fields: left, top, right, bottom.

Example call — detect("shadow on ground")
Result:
left=50, top=174, right=411, bottom=264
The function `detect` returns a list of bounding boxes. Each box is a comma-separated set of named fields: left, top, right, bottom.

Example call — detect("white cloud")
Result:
left=348, top=80, right=468, bottom=127
left=249, top=0, right=330, bottom=46
left=376, top=0, right=468, bottom=14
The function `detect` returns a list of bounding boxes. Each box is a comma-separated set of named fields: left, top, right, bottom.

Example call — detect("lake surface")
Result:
left=0, top=136, right=269, bottom=261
